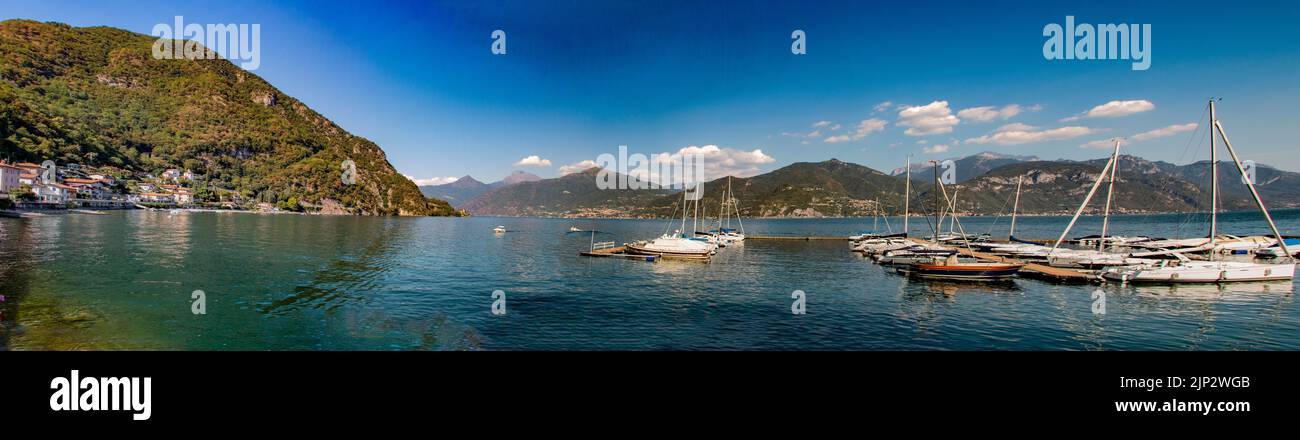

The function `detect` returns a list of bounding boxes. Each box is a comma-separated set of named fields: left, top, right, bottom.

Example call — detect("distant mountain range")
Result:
left=457, top=153, right=1300, bottom=218
left=418, top=170, right=540, bottom=206
left=459, top=168, right=673, bottom=216
left=890, top=151, right=1039, bottom=183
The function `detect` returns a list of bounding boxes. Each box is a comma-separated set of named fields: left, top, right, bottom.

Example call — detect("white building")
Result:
left=33, top=182, right=75, bottom=204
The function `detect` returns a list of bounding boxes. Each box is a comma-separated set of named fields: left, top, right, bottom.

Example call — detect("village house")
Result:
left=88, top=174, right=117, bottom=186
left=64, top=177, right=110, bottom=199
left=33, top=182, right=76, bottom=204
left=174, top=188, right=194, bottom=205
left=138, top=192, right=175, bottom=204
left=0, top=162, right=22, bottom=193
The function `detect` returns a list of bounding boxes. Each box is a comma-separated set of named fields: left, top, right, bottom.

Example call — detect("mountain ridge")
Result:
left=0, top=20, right=456, bottom=215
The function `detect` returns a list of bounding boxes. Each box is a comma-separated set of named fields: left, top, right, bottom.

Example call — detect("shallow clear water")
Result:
left=1, top=209, right=1298, bottom=350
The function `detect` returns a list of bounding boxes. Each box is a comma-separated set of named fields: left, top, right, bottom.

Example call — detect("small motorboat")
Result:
left=900, top=255, right=1023, bottom=280
left=493, top=226, right=507, bottom=234
left=569, top=226, right=582, bottom=232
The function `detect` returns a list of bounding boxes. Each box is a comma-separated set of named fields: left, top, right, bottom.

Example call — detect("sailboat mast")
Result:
left=872, top=197, right=879, bottom=232
left=903, top=156, right=910, bottom=237
left=1051, top=153, right=1117, bottom=256
left=1009, top=174, right=1023, bottom=239
left=1209, top=100, right=1218, bottom=248
left=932, top=160, right=940, bottom=243
left=1098, top=139, right=1121, bottom=251
left=680, top=185, right=688, bottom=235
left=948, top=188, right=960, bottom=235
left=1214, top=118, right=1293, bottom=257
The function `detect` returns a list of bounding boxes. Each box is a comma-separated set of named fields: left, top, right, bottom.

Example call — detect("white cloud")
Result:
left=1061, top=100, right=1155, bottom=121
left=1132, top=122, right=1197, bottom=141
left=965, top=123, right=1098, bottom=145
left=638, top=145, right=775, bottom=182
left=1080, top=122, right=1198, bottom=149
left=812, top=120, right=832, bottom=128
left=957, top=104, right=1029, bottom=123
left=824, top=118, right=887, bottom=143
left=873, top=101, right=893, bottom=113
left=405, top=175, right=459, bottom=186
left=513, top=155, right=552, bottom=167
left=576, top=145, right=776, bottom=184
left=923, top=144, right=950, bottom=154
left=897, top=101, right=960, bottom=136
left=559, top=159, right=600, bottom=175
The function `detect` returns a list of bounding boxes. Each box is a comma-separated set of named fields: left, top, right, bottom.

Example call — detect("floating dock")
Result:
left=579, top=245, right=659, bottom=262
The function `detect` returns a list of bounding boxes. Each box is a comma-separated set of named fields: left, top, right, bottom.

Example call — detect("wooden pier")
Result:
left=748, top=235, right=850, bottom=241
left=579, top=245, right=659, bottom=261
left=953, top=248, right=1101, bottom=283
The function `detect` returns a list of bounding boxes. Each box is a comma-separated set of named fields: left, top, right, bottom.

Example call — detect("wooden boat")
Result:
left=901, top=260, right=1023, bottom=280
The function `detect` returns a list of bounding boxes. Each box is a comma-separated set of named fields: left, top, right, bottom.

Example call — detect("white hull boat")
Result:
left=627, top=234, right=716, bottom=258
left=1102, top=260, right=1296, bottom=283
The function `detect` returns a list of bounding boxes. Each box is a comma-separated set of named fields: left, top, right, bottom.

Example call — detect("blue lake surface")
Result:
left=2, top=209, right=1298, bottom=350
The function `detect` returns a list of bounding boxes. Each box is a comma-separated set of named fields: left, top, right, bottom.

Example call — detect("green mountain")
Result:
left=944, top=156, right=1204, bottom=215
left=639, top=159, right=909, bottom=217
left=891, top=151, right=1038, bottom=183
left=0, top=20, right=455, bottom=215
left=460, top=167, right=673, bottom=217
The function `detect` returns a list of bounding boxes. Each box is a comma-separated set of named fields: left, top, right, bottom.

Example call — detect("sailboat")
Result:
left=1102, top=100, right=1295, bottom=283
left=1038, top=139, right=1160, bottom=268
left=901, top=160, right=1022, bottom=279
left=710, top=176, right=746, bottom=244
left=851, top=157, right=911, bottom=253
left=627, top=182, right=716, bottom=259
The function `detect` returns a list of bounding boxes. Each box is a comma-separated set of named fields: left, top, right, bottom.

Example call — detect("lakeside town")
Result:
left=0, top=160, right=286, bottom=213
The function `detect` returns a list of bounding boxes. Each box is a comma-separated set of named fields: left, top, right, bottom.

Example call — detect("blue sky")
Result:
left=6, top=0, right=1300, bottom=183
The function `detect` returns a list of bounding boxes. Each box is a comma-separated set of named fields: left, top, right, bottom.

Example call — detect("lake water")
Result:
left=2, top=209, right=1299, bottom=350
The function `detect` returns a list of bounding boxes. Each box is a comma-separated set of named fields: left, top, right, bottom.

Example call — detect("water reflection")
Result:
left=5, top=211, right=1300, bottom=350
left=0, top=219, right=35, bottom=350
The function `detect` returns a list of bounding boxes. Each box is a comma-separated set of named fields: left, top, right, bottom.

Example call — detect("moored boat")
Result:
left=901, top=258, right=1023, bottom=280
left=1101, top=259, right=1296, bottom=283
left=626, top=233, right=716, bottom=259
